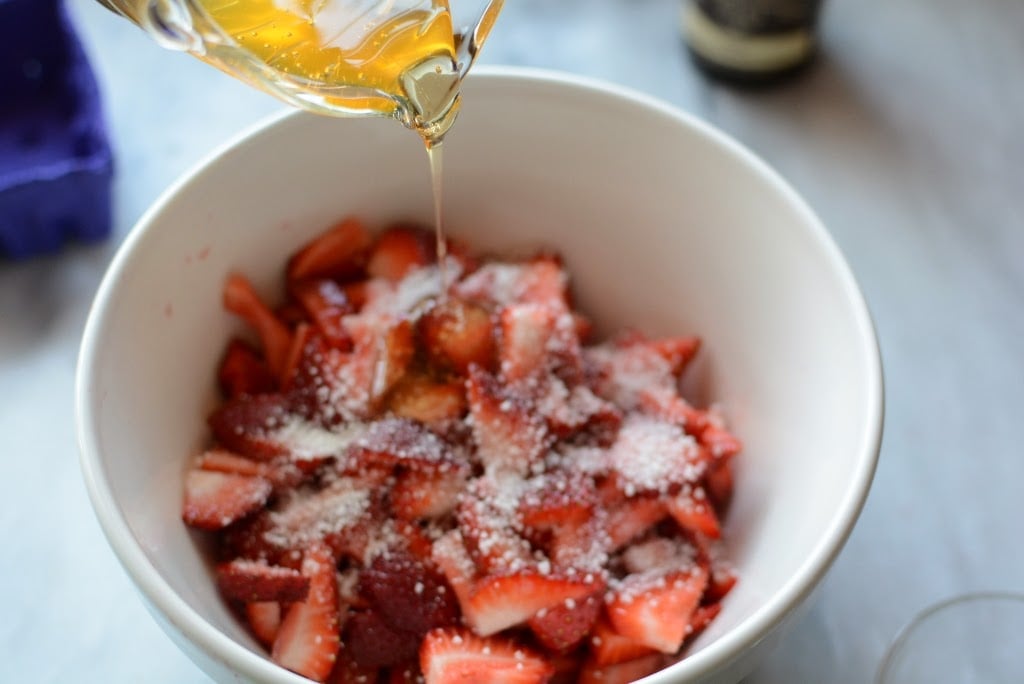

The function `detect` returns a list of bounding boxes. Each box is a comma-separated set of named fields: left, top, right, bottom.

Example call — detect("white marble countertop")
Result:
left=2, top=0, right=1022, bottom=681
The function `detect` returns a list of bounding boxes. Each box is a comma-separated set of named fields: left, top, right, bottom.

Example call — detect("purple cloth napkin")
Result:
left=0, top=0, right=114, bottom=259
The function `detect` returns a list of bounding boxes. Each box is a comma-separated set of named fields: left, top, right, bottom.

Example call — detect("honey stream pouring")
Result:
left=94, top=0, right=504, bottom=143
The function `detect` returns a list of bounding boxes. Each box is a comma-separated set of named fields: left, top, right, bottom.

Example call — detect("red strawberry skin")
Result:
left=358, top=550, right=460, bottom=638
left=606, top=567, right=709, bottom=654
left=527, top=591, right=603, bottom=653
left=215, top=559, right=309, bottom=603
left=246, top=601, right=282, bottom=647
left=271, top=545, right=341, bottom=682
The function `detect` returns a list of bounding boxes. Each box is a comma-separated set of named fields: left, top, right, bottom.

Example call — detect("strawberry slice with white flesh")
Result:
left=420, top=627, right=554, bottom=684
left=606, top=565, right=709, bottom=654
left=246, top=601, right=282, bottom=647
left=216, top=558, right=310, bottom=603
left=466, top=367, right=548, bottom=476
left=181, top=470, right=271, bottom=530
left=271, top=544, right=342, bottom=682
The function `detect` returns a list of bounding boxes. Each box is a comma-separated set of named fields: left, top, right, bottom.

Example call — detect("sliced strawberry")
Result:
left=704, top=460, right=735, bottom=515
left=358, top=549, right=459, bottom=637
left=607, top=413, right=706, bottom=497
left=388, top=661, right=423, bottom=684
left=667, top=485, right=722, bottom=539
left=182, top=470, right=271, bottom=530
left=637, top=388, right=710, bottom=437
left=649, top=335, right=701, bottom=375
left=216, top=558, right=310, bottom=603
left=287, top=216, right=371, bottom=283
left=699, top=423, right=742, bottom=461
left=208, top=392, right=294, bottom=460
left=223, top=272, right=293, bottom=378
left=245, top=601, right=281, bottom=647
left=290, top=279, right=355, bottom=349
left=527, top=590, right=603, bottom=653
left=604, top=495, right=668, bottom=553
left=517, top=255, right=569, bottom=308
left=584, top=339, right=677, bottom=411
left=498, top=303, right=557, bottom=381
left=548, top=518, right=611, bottom=576
left=466, top=570, right=602, bottom=637
left=517, top=470, right=596, bottom=533
left=578, top=653, right=665, bottom=684
left=344, top=316, right=416, bottom=406
left=687, top=602, right=722, bottom=641
left=466, top=367, right=548, bottom=476
left=606, top=566, right=709, bottom=654
left=218, top=339, right=277, bottom=398
left=386, top=373, right=467, bottom=426
left=196, top=449, right=267, bottom=478
left=431, top=530, right=479, bottom=614
left=346, top=417, right=452, bottom=473
left=275, top=301, right=308, bottom=328
left=456, top=491, right=533, bottom=576
left=234, top=476, right=378, bottom=565
left=271, top=545, right=342, bottom=682
left=588, top=618, right=657, bottom=667
left=537, top=379, right=621, bottom=442
left=366, top=225, right=434, bottom=282
left=692, top=535, right=738, bottom=604
left=327, top=642, right=381, bottom=684
left=419, top=298, right=496, bottom=375
left=391, top=463, right=469, bottom=520
left=420, top=627, right=554, bottom=684
left=620, top=536, right=697, bottom=576
left=345, top=609, right=419, bottom=668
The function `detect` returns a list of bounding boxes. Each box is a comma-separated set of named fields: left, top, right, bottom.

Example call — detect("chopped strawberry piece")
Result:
left=620, top=536, right=697, bottom=576
left=648, top=336, right=701, bottom=376
left=456, top=491, right=533, bottom=577
left=367, top=225, right=435, bottom=282
left=346, top=417, right=453, bottom=473
left=420, top=627, right=554, bottom=684
left=527, top=591, right=603, bottom=653
left=345, top=609, right=420, bottom=668
left=392, top=463, right=469, bottom=519
left=548, top=518, right=611, bottom=576
left=606, top=566, right=709, bottom=654
left=272, top=545, right=342, bottom=682
left=431, top=530, right=479, bottom=614
left=196, top=449, right=267, bottom=478
left=287, top=216, right=371, bottom=283
left=326, top=642, right=381, bottom=684
left=578, top=653, right=666, bottom=684
left=692, top=536, right=738, bottom=604
left=517, top=470, right=596, bottom=533
left=704, top=460, right=735, bottom=515
left=584, top=340, right=677, bottom=411
left=275, top=301, right=308, bottom=328
left=466, top=571, right=602, bottom=637
left=588, top=618, right=657, bottom=667
left=208, top=393, right=293, bottom=460
left=537, top=379, right=621, bottom=442
left=687, top=602, right=722, bottom=641
left=388, top=661, right=423, bottom=683
left=290, top=279, right=355, bottom=350
left=359, top=549, right=459, bottom=637
left=216, top=558, right=310, bottom=603
left=182, top=470, right=271, bottom=530
left=607, top=413, right=706, bottom=497
left=466, top=367, right=548, bottom=476
left=499, top=303, right=557, bottom=381
left=218, top=339, right=277, bottom=398
left=667, top=485, right=722, bottom=539
left=604, top=495, right=668, bottom=553
left=245, top=601, right=281, bottom=647
left=223, top=272, right=293, bottom=378
left=420, top=298, right=496, bottom=375
left=699, top=423, right=742, bottom=461
left=344, top=316, right=416, bottom=406
left=517, top=255, right=569, bottom=308
left=386, top=373, right=467, bottom=426
left=637, top=389, right=710, bottom=437
left=233, top=476, right=378, bottom=565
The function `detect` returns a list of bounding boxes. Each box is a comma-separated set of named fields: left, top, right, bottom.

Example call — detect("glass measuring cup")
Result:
left=94, top=0, right=504, bottom=141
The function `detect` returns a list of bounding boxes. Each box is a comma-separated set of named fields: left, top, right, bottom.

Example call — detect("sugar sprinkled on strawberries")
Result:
left=186, top=224, right=741, bottom=683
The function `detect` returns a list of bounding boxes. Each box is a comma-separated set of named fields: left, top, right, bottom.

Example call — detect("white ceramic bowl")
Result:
left=77, top=67, right=883, bottom=683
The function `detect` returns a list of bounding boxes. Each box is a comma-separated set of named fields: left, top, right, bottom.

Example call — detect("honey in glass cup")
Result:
left=96, top=0, right=504, bottom=143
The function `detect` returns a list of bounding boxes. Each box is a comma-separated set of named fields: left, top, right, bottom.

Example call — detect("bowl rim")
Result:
left=76, top=64, right=884, bottom=683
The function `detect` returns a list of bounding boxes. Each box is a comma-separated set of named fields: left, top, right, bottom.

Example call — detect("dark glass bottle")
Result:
left=682, top=0, right=823, bottom=85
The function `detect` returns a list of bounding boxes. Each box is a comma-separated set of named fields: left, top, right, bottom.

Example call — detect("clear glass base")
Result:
left=877, top=592, right=1024, bottom=683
